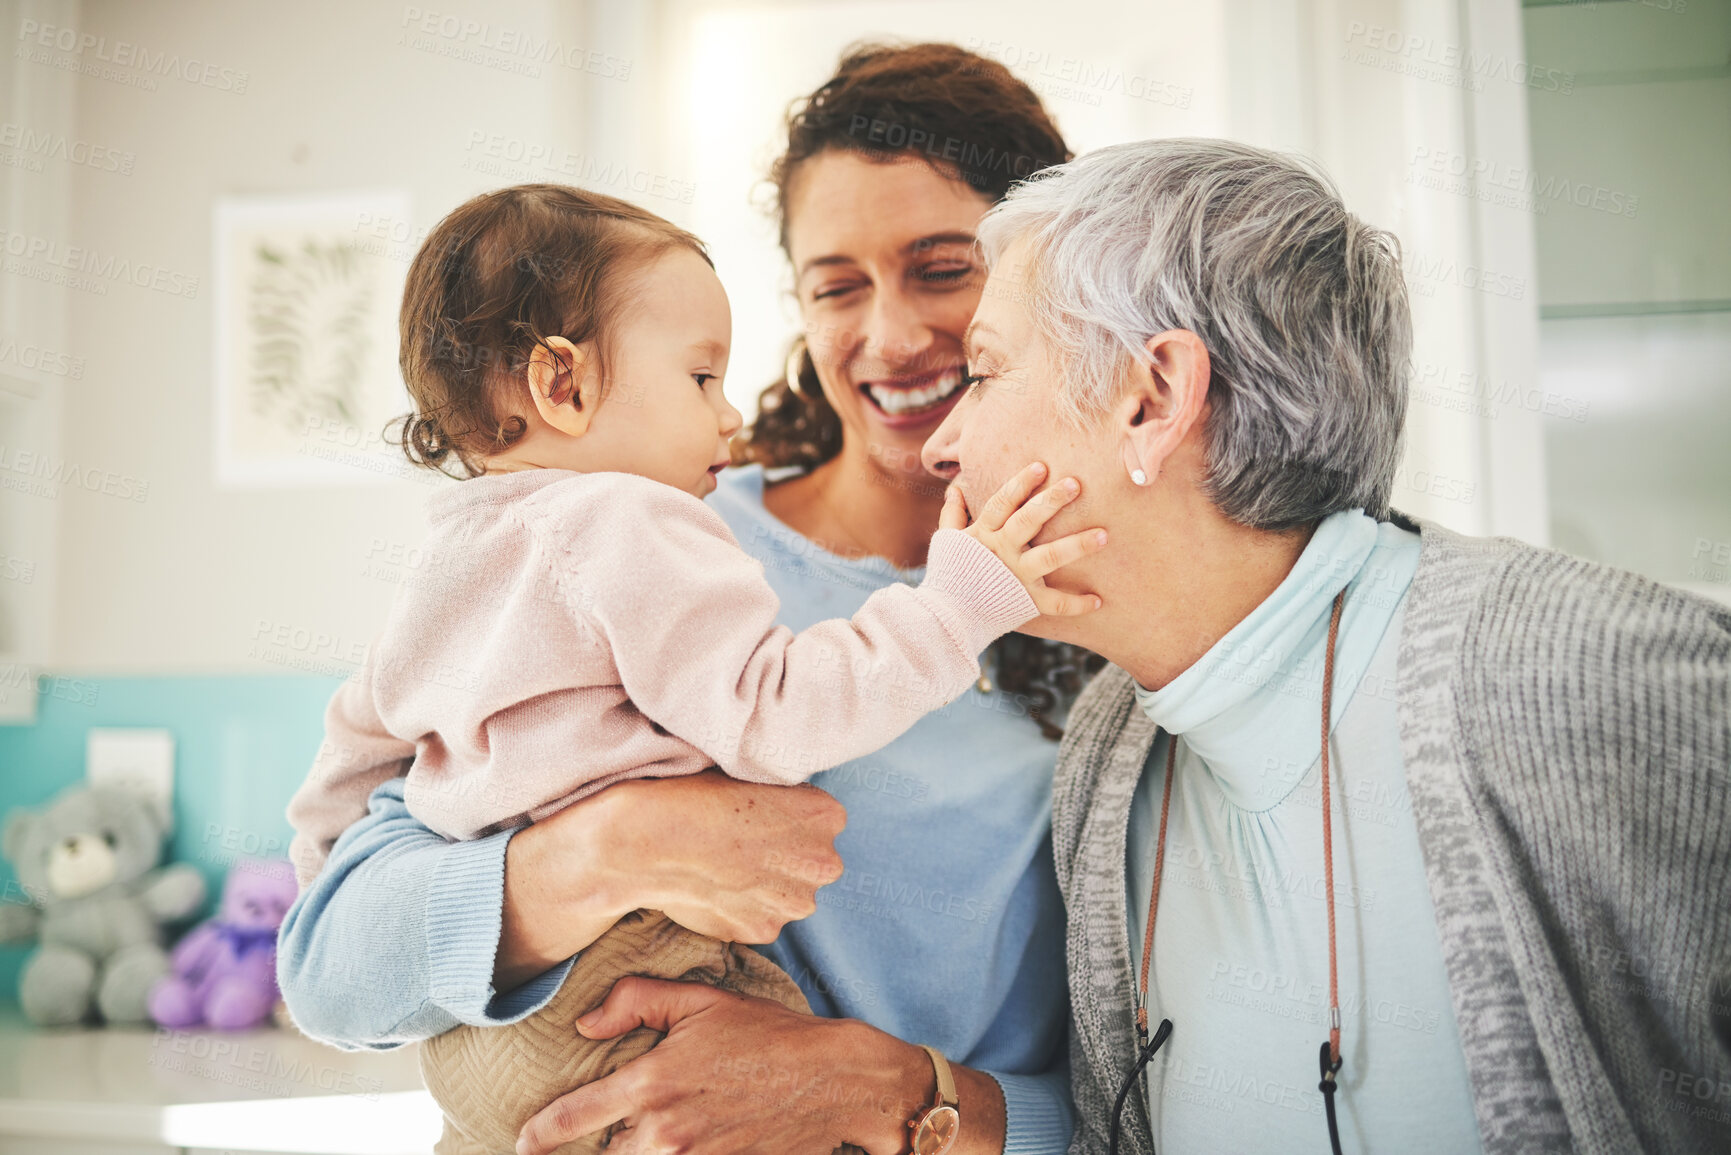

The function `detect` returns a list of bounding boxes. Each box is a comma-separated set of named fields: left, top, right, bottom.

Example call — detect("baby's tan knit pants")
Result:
left=419, top=909, right=869, bottom=1154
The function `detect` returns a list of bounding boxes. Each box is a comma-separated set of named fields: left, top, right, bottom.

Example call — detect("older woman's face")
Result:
left=922, top=235, right=1120, bottom=561
left=785, top=150, right=992, bottom=483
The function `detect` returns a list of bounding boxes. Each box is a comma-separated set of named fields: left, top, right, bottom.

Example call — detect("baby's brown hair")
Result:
left=395, top=184, right=710, bottom=478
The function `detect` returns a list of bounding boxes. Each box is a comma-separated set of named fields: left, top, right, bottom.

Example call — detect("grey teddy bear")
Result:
left=0, top=785, right=206, bottom=1026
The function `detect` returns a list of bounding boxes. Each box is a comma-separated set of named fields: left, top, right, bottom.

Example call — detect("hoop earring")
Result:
left=785, top=337, right=812, bottom=396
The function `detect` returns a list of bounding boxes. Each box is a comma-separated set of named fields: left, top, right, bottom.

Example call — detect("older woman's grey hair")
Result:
left=976, top=138, right=1412, bottom=532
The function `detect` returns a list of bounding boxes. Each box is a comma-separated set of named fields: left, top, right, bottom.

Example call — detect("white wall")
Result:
left=20, top=0, right=1547, bottom=675
left=47, top=0, right=590, bottom=673
left=0, top=0, right=77, bottom=715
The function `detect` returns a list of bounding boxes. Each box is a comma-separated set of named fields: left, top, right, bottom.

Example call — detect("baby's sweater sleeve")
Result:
left=286, top=646, right=417, bottom=889
left=551, top=477, right=1038, bottom=784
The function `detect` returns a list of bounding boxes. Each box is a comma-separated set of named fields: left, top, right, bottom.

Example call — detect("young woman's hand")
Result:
left=941, top=461, right=1108, bottom=617
left=495, top=771, right=846, bottom=991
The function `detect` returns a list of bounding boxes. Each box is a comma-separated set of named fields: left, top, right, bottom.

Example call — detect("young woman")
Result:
left=278, top=43, right=1099, bottom=1155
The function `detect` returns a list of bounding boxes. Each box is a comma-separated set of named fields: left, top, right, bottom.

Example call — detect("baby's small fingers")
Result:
left=1020, top=528, right=1109, bottom=577
left=938, top=484, right=969, bottom=532
left=975, top=462, right=1048, bottom=534
left=1032, top=587, right=1105, bottom=618
left=1001, top=479, right=1082, bottom=546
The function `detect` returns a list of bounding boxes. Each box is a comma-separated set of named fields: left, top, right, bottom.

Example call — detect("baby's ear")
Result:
left=526, top=336, right=599, bottom=437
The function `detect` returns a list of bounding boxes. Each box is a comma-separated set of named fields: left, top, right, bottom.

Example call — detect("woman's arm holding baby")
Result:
left=495, top=771, right=846, bottom=989
left=279, top=771, right=844, bottom=1049
left=278, top=776, right=567, bottom=1049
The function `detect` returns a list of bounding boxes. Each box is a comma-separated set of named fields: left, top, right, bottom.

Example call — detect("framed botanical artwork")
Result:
left=213, top=190, right=414, bottom=486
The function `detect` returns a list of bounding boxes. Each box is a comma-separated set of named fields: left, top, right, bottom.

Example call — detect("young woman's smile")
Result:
left=856, top=363, right=969, bottom=427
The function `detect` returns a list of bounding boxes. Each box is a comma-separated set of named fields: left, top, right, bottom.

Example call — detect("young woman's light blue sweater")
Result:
left=277, top=464, right=1074, bottom=1152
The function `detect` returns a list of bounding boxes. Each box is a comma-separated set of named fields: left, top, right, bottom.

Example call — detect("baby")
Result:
left=285, top=184, right=1104, bottom=1154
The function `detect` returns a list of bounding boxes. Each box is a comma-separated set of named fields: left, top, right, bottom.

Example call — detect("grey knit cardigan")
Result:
left=1052, top=515, right=1731, bottom=1154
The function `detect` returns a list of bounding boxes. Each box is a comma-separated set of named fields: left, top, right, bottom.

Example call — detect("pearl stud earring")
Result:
left=1130, top=469, right=1148, bottom=486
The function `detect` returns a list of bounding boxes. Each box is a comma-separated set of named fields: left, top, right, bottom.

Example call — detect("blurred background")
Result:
left=0, top=0, right=1724, bottom=1149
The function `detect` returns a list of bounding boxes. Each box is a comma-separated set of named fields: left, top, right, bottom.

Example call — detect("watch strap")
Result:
left=918, top=1044, right=958, bottom=1108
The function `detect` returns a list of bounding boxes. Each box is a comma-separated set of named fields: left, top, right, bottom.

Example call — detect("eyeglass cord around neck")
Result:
left=1110, top=588, right=1349, bottom=1155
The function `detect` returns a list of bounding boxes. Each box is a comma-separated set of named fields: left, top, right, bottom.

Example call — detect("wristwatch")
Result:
left=907, top=1044, right=961, bottom=1155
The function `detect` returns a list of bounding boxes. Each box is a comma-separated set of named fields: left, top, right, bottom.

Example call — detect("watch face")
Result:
left=913, top=1105, right=961, bottom=1155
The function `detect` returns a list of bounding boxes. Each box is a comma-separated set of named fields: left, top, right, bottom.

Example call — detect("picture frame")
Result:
left=212, top=190, right=413, bottom=487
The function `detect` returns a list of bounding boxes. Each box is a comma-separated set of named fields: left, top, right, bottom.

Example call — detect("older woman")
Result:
left=281, top=43, right=1097, bottom=1155
left=917, top=140, right=1730, bottom=1153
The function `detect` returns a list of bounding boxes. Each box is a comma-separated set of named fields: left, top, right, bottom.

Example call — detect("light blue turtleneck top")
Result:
left=1125, top=510, right=1483, bottom=1152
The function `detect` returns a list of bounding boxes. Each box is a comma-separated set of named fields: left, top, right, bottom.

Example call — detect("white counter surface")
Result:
left=0, top=1005, right=442, bottom=1155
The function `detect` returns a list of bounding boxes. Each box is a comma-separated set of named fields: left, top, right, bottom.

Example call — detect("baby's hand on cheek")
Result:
left=948, top=462, right=1109, bottom=618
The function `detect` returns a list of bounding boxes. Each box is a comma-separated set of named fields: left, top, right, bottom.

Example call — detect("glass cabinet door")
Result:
left=1523, top=0, right=1731, bottom=605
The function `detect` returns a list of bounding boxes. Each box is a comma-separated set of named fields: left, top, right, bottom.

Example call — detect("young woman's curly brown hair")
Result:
left=736, top=41, right=1104, bottom=738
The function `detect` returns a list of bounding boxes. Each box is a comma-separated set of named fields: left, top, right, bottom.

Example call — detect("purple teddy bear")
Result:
left=148, top=857, right=297, bottom=1031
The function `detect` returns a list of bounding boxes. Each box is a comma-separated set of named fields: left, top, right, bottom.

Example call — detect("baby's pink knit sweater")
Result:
left=286, top=468, right=1037, bottom=885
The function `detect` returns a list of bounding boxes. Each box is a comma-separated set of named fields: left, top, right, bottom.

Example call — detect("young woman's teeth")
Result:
left=866, top=370, right=963, bottom=415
